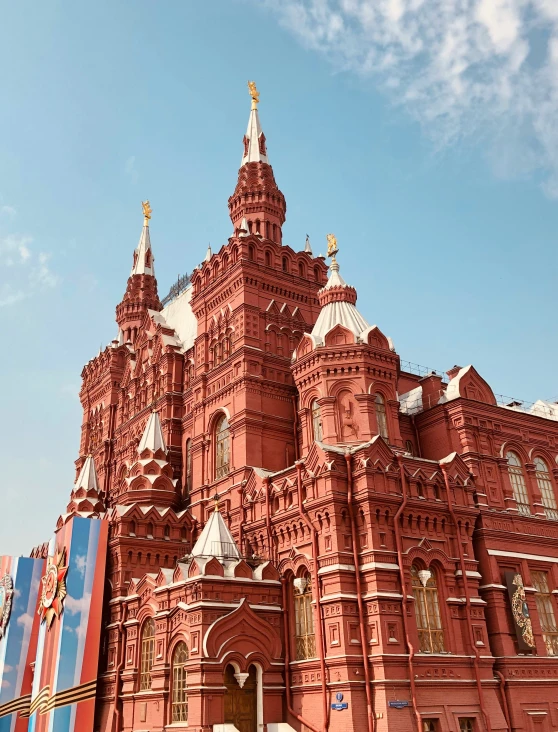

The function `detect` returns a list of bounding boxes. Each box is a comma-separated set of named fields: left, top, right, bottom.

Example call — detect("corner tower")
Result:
left=115, top=200, right=162, bottom=344
left=228, top=82, right=286, bottom=243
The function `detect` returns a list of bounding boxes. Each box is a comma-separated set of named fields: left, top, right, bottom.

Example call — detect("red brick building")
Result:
left=69, top=85, right=558, bottom=732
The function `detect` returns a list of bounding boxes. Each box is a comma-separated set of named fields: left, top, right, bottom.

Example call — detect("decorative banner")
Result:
left=0, top=556, right=45, bottom=732
left=504, top=571, right=536, bottom=653
left=28, top=516, right=108, bottom=732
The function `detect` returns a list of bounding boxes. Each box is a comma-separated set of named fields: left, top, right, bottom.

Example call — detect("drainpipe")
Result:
left=295, top=461, right=329, bottom=732
left=394, top=455, right=422, bottom=732
left=344, top=452, right=375, bottom=732
left=111, top=603, right=128, bottom=732
left=495, top=670, right=512, bottom=731
left=441, top=465, right=492, bottom=732
left=263, top=476, right=274, bottom=563
left=282, top=578, right=322, bottom=732
left=291, top=395, right=300, bottom=461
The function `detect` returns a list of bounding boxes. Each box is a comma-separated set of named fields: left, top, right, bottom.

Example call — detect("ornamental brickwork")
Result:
left=34, top=87, right=558, bottom=732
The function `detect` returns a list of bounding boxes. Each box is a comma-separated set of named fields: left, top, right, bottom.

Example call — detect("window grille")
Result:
left=411, top=565, right=445, bottom=653
left=171, top=642, right=189, bottom=722
left=375, top=393, right=389, bottom=441
left=534, top=458, right=558, bottom=521
left=532, top=570, right=558, bottom=655
left=294, top=577, right=316, bottom=660
left=139, top=618, right=155, bottom=690
left=215, top=414, right=230, bottom=479
left=506, top=451, right=531, bottom=516
left=458, top=719, right=475, bottom=732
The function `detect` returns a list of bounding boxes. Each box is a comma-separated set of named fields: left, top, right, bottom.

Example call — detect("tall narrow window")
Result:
left=535, top=458, right=558, bottom=521
left=185, top=439, right=192, bottom=496
left=139, top=618, right=155, bottom=690
left=215, top=414, right=230, bottom=479
left=282, top=256, right=288, bottom=272
left=265, top=251, right=272, bottom=267
left=411, top=565, right=445, bottom=653
left=293, top=576, right=316, bottom=660
left=375, top=393, right=389, bottom=440
left=311, top=400, right=322, bottom=442
left=171, top=642, right=189, bottom=722
left=532, top=571, right=558, bottom=655
left=507, top=451, right=530, bottom=516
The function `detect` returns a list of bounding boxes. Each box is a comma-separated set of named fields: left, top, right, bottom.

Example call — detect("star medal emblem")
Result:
left=0, top=574, right=14, bottom=640
left=39, top=549, right=68, bottom=629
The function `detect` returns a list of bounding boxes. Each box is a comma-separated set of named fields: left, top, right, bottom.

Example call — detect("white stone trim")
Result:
left=487, top=549, right=558, bottom=563
left=317, top=563, right=355, bottom=575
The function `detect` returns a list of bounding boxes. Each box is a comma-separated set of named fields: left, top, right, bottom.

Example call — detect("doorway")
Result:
left=224, top=664, right=257, bottom=732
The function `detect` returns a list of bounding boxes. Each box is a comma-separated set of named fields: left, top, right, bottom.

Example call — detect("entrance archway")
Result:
left=224, top=664, right=257, bottom=732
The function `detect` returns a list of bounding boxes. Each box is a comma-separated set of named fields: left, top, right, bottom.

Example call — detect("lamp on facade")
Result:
left=293, top=577, right=308, bottom=594
left=417, top=569, right=432, bottom=587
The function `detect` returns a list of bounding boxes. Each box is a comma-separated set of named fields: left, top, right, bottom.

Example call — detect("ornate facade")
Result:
left=22, top=85, right=558, bottom=732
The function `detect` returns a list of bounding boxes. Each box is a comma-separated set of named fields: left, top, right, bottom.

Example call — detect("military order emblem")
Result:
left=0, top=573, right=14, bottom=640
left=39, top=549, right=68, bottom=629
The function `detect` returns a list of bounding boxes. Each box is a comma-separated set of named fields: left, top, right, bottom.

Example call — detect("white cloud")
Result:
left=125, top=155, right=139, bottom=184
left=0, top=205, right=16, bottom=217
left=0, top=285, right=26, bottom=307
left=74, top=554, right=87, bottom=578
left=30, top=252, right=60, bottom=289
left=64, top=591, right=91, bottom=616
left=261, top=0, right=558, bottom=194
left=17, top=612, right=33, bottom=633
left=0, top=235, right=60, bottom=308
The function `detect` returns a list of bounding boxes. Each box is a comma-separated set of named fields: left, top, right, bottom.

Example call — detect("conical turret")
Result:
left=116, top=201, right=162, bottom=344
left=228, top=82, right=286, bottom=244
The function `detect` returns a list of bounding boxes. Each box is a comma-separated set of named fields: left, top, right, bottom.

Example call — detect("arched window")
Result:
left=375, top=393, right=389, bottom=440
left=411, top=565, right=445, bottom=653
left=535, top=457, right=558, bottom=520
left=185, top=439, right=192, bottom=496
left=282, top=256, right=288, bottom=272
left=293, top=575, right=316, bottom=660
left=265, top=250, right=272, bottom=267
left=311, top=400, right=322, bottom=442
left=532, top=571, right=558, bottom=655
left=405, top=440, right=414, bottom=456
left=298, top=261, right=305, bottom=278
left=215, top=414, right=230, bottom=479
left=171, top=642, right=189, bottom=722
left=140, top=618, right=155, bottom=690
left=507, top=451, right=530, bottom=516
left=314, top=265, right=320, bottom=281
left=248, top=244, right=255, bottom=261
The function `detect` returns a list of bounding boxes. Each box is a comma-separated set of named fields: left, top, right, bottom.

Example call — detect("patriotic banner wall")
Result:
left=0, top=556, right=44, bottom=732
left=29, top=516, right=108, bottom=732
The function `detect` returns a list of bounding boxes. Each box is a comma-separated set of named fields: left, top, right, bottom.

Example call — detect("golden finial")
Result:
left=142, top=200, right=152, bottom=226
left=247, top=80, right=260, bottom=111
left=213, top=493, right=220, bottom=512
left=326, top=233, right=338, bottom=261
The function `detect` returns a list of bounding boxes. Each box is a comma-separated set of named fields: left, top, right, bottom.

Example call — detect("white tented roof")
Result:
left=191, top=509, right=241, bottom=559
left=74, top=455, right=100, bottom=493
left=138, top=411, right=167, bottom=454
left=241, top=107, right=269, bottom=166
left=131, top=225, right=155, bottom=276
left=311, top=259, right=370, bottom=342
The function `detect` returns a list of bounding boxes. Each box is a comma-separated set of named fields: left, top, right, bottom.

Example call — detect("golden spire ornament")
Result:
left=247, top=80, right=260, bottom=110
left=326, top=233, right=338, bottom=262
left=142, top=200, right=152, bottom=226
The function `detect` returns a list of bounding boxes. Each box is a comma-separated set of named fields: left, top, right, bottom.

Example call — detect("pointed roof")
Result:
left=311, top=257, right=370, bottom=341
left=138, top=411, right=167, bottom=454
left=304, top=234, right=313, bottom=255
left=204, top=244, right=212, bottom=263
left=191, top=507, right=241, bottom=559
left=241, top=106, right=269, bottom=166
left=75, top=454, right=101, bottom=493
left=131, top=223, right=155, bottom=276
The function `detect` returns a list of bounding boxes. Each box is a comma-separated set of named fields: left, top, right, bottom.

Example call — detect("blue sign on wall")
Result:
left=331, top=703, right=349, bottom=711
left=389, top=700, right=410, bottom=709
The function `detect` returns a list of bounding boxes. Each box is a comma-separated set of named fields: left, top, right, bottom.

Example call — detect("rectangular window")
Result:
left=458, top=719, right=475, bottom=732
left=423, top=721, right=438, bottom=732
left=532, top=570, right=558, bottom=655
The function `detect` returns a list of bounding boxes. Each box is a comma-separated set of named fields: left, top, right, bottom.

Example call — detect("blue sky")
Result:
left=1, top=1, right=556, bottom=554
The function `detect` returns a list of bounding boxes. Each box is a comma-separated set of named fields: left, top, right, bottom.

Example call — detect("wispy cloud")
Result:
left=125, top=155, right=139, bottom=184
left=261, top=0, right=558, bottom=195
left=0, top=205, right=16, bottom=217
left=0, top=235, right=60, bottom=308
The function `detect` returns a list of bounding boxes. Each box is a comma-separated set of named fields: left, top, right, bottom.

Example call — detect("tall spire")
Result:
left=241, top=81, right=269, bottom=166
left=130, top=200, right=155, bottom=276
left=228, top=83, right=286, bottom=244
left=138, top=410, right=167, bottom=455
left=116, top=201, right=162, bottom=344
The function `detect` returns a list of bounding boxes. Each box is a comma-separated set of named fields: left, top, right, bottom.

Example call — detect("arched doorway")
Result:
left=224, top=664, right=257, bottom=732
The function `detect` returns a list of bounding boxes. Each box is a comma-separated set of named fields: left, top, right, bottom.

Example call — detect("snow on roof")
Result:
left=399, top=386, right=423, bottom=415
